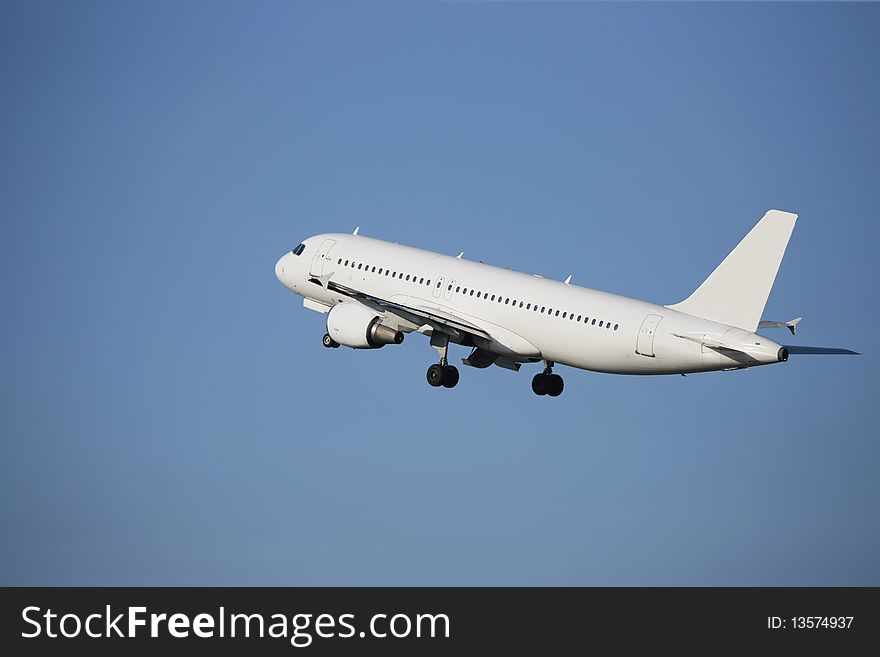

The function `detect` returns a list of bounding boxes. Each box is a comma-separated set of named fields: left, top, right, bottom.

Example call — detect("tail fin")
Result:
left=668, top=210, right=797, bottom=331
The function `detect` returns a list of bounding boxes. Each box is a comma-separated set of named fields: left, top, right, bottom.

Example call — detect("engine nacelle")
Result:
left=326, top=302, right=404, bottom=349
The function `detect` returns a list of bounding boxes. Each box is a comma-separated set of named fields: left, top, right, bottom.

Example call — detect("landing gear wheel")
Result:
left=441, top=365, right=459, bottom=388
left=322, top=333, right=339, bottom=349
left=547, top=373, right=564, bottom=397
left=532, top=373, right=549, bottom=396
left=427, top=363, right=445, bottom=387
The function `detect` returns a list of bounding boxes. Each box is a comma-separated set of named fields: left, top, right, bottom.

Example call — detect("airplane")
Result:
left=275, top=210, right=857, bottom=396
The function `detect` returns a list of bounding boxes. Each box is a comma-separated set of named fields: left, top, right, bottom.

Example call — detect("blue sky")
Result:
left=1, top=1, right=877, bottom=585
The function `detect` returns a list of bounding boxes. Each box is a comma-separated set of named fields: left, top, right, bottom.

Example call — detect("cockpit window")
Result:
left=292, top=243, right=305, bottom=256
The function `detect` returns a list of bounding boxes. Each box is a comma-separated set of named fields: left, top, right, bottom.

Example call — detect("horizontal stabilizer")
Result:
left=759, top=317, right=802, bottom=335
left=672, top=332, right=743, bottom=354
left=784, top=346, right=860, bottom=355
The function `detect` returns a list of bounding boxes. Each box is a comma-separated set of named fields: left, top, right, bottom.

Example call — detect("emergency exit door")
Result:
left=309, top=239, right=337, bottom=277
left=636, top=314, right=663, bottom=357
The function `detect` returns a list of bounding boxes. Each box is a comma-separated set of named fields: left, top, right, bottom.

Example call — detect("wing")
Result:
left=310, top=275, right=541, bottom=362
left=315, top=276, right=492, bottom=341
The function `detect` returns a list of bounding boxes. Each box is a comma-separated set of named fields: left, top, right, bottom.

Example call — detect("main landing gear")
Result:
left=322, top=333, right=339, bottom=349
left=532, top=361, right=564, bottom=397
left=426, top=331, right=459, bottom=388
left=427, top=362, right=459, bottom=388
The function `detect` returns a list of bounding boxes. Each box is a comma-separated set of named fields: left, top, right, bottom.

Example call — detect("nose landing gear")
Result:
left=532, top=362, right=564, bottom=397
left=322, top=333, right=339, bottom=349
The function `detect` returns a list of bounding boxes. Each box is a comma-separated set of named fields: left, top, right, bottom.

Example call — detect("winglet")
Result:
left=352, top=226, right=360, bottom=236
left=456, top=251, right=464, bottom=259
left=564, top=275, right=572, bottom=285
left=310, top=272, right=334, bottom=289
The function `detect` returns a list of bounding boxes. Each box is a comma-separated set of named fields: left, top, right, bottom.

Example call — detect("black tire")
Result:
left=441, top=365, right=459, bottom=388
left=427, top=363, right=445, bottom=387
left=322, top=333, right=336, bottom=349
left=532, top=373, right=548, bottom=396
left=547, top=374, right=564, bottom=397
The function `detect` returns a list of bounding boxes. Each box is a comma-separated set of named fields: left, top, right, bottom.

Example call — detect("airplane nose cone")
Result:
left=275, top=254, right=286, bottom=283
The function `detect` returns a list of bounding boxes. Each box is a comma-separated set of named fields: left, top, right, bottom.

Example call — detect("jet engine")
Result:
left=326, top=302, right=404, bottom=349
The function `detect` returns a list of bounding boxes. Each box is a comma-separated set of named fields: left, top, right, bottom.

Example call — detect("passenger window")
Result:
left=406, top=275, right=410, bottom=281
left=337, top=258, right=342, bottom=265
left=420, top=278, right=424, bottom=284
left=345, top=260, right=349, bottom=266
left=614, top=324, right=619, bottom=330
left=447, top=284, right=452, bottom=291
left=541, top=307, right=546, bottom=313
left=470, top=290, right=474, bottom=296
left=526, top=303, right=531, bottom=310
left=371, top=266, right=376, bottom=273
left=562, top=312, right=567, bottom=319
left=577, top=315, right=582, bottom=322
left=592, top=319, right=597, bottom=325
left=456, top=286, right=460, bottom=293
left=599, top=321, right=603, bottom=327
left=491, top=295, right=495, bottom=301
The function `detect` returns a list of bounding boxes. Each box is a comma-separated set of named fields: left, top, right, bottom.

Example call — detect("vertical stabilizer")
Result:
left=668, top=210, right=797, bottom=331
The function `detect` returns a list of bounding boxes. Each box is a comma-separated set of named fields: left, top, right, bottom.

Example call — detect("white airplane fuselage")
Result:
left=275, top=232, right=787, bottom=377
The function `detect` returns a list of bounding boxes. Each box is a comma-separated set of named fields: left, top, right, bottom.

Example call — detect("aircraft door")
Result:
left=444, top=279, right=455, bottom=301
left=309, top=239, right=337, bottom=277
left=636, top=314, right=663, bottom=357
left=432, top=277, right=444, bottom=299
